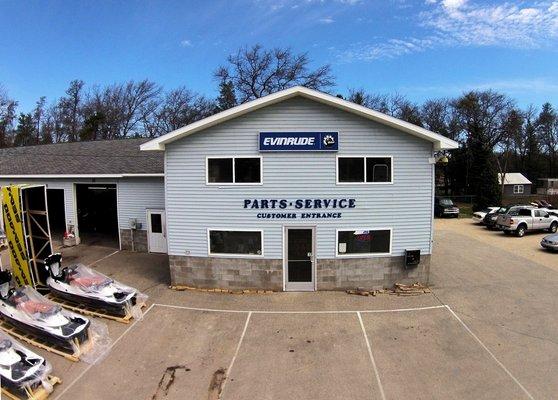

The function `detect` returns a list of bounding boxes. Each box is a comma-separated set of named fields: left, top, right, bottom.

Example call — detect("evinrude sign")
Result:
left=259, top=132, right=338, bottom=152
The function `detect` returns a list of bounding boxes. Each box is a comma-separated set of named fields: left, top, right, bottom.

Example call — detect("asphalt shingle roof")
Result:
left=0, top=138, right=163, bottom=175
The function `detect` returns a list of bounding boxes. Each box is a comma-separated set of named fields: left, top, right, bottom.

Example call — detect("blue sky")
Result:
left=1, top=0, right=558, bottom=112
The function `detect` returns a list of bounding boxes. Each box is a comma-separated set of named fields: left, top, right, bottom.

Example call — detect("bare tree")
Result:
left=57, top=80, right=85, bottom=142
left=0, top=86, right=18, bottom=148
left=32, top=96, right=46, bottom=144
left=215, top=44, right=334, bottom=103
left=452, top=91, right=515, bottom=148
left=421, top=99, right=459, bottom=141
left=83, top=79, right=161, bottom=139
left=348, top=88, right=423, bottom=126
left=143, top=87, right=215, bottom=137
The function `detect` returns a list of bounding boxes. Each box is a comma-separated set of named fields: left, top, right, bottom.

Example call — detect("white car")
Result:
left=472, top=207, right=500, bottom=224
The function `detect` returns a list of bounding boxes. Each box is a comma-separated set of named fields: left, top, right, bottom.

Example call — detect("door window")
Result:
left=151, top=213, right=162, bottom=233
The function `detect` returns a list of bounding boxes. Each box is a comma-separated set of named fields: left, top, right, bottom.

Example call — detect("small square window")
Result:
left=366, top=157, right=391, bottom=182
left=208, top=158, right=233, bottom=183
left=513, top=185, right=524, bottom=194
left=235, top=158, right=261, bottom=183
left=338, top=157, right=365, bottom=182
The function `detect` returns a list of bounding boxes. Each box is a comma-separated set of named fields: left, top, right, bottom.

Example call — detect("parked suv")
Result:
left=434, top=198, right=459, bottom=218
left=496, top=207, right=558, bottom=237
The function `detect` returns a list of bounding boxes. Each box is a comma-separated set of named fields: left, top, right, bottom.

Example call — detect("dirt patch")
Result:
left=207, top=368, right=226, bottom=400
left=151, top=365, right=190, bottom=400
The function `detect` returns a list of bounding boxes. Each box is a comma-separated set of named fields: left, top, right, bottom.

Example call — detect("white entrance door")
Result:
left=284, top=226, right=316, bottom=291
left=147, top=210, right=167, bottom=253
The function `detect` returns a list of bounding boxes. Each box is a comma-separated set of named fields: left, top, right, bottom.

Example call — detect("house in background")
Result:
left=498, top=173, right=532, bottom=196
left=537, top=178, right=558, bottom=195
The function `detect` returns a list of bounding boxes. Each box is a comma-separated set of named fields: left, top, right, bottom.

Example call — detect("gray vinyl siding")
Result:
left=165, top=97, right=435, bottom=259
left=117, top=178, right=165, bottom=228
left=0, top=177, right=164, bottom=234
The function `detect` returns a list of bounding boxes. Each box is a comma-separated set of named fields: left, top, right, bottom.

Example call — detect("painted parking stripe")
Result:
left=53, top=303, right=156, bottom=400
left=357, top=312, right=386, bottom=400
left=446, top=305, right=535, bottom=400
left=153, top=302, right=446, bottom=315
left=86, top=249, right=120, bottom=267
left=220, top=312, right=252, bottom=398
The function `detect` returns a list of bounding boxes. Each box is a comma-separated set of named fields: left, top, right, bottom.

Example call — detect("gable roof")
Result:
left=0, top=138, right=163, bottom=178
left=140, top=86, right=459, bottom=151
left=498, top=173, right=532, bottom=185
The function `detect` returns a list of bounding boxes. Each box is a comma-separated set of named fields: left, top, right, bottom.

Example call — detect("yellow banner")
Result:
left=1, top=186, right=32, bottom=286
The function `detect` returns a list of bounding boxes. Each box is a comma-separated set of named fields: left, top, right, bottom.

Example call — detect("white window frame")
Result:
left=207, top=228, right=264, bottom=258
left=206, top=156, right=263, bottom=186
left=335, top=227, right=393, bottom=257
left=513, top=184, right=524, bottom=194
left=336, top=155, right=393, bottom=185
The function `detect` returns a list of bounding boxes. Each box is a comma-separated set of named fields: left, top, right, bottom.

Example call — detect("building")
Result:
left=140, top=87, right=458, bottom=291
left=0, top=87, right=458, bottom=291
left=0, top=139, right=166, bottom=252
left=498, top=173, right=532, bottom=196
left=537, top=178, right=558, bottom=195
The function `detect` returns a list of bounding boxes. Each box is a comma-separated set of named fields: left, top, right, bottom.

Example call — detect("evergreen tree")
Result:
left=216, top=80, right=237, bottom=111
left=469, top=135, right=501, bottom=209
left=13, top=113, right=36, bottom=147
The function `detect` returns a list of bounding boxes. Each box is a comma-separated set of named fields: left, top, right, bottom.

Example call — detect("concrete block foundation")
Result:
left=169, top=254, right=431, bottom=291
left=120, top=229, right=148, bottom=252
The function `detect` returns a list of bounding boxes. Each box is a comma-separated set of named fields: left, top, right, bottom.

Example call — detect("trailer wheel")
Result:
left=516, top=225, right=527, bottom=237
left=549, top=222, right=558, bottom=233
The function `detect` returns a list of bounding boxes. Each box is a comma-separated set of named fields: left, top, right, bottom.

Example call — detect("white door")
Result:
left=147, top=210, right=167, bottom=253
left=284, top=226, right=316, bottom=291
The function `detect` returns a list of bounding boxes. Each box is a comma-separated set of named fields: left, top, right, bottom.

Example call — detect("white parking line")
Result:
left=357, top=312, right=386, bottom=400
left=445, top=305, right=535, bottom=400
left=53, top=303, right=156, bottom=400
left=220, top=311, right=252, bottom=398
left=86, top=250, right=120, bottom=267
left=153, top=302, right=446, bottom=315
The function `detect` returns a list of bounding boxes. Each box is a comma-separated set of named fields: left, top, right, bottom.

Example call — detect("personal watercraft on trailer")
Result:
left=0, top=270, right=90, bottom=352
left=44, top=254, right=145, bottom=318
left=0, top=331, right=53, bottom=398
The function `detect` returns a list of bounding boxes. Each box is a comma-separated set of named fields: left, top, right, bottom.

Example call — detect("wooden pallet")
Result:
left=44, top=293, right=146, bottom=324
left=2, top=375, right=62, bottom=400
left=0, top=319, right=84, bottom=362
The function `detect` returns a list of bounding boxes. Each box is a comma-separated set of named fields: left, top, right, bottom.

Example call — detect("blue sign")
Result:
left=259, top=132, right=338, bottom=152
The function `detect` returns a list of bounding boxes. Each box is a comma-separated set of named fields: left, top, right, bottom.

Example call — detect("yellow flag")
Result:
left=1, top=186, right=33, bottom=286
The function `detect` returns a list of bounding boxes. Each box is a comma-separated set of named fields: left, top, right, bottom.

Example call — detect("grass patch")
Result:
left=455, top=202, right=473, bottom=218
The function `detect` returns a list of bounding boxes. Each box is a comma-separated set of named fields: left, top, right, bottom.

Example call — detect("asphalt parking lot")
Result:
left=2, top=218, right=557, bottom=399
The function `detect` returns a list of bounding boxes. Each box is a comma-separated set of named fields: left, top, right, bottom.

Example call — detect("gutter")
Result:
left=0, top=173, right=165, bottom=179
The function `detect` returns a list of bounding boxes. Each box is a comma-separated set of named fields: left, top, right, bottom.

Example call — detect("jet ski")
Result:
left=0, top=270, right=90, bottom=352
left=0, top=331, right=53, bottom=398
left=44, top=254, right=145, bottom=318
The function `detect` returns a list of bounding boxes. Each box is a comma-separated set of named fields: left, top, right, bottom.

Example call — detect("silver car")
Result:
left=541, top=233, right=558, bottom=251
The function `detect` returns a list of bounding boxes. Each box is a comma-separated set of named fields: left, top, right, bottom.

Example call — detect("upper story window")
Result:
left=207, top=157, right=262, bottom=185
left=337, top=156, right=392, bottom=184
left=513, top=184, right=524, bottom=194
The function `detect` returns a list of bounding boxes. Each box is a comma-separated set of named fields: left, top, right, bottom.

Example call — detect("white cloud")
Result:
left=402, top=77, right=558, bottom=95
left=341, top=1, right=558, bottom=61
left=441, top=0, right=467, bottom=10
left=180, top=39, right=192, bottom=48
left=319, top=16, right=335, bottom=23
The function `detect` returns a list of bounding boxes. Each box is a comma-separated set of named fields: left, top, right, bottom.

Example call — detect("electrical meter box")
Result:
left=404, top=249, right=421, bottom=269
